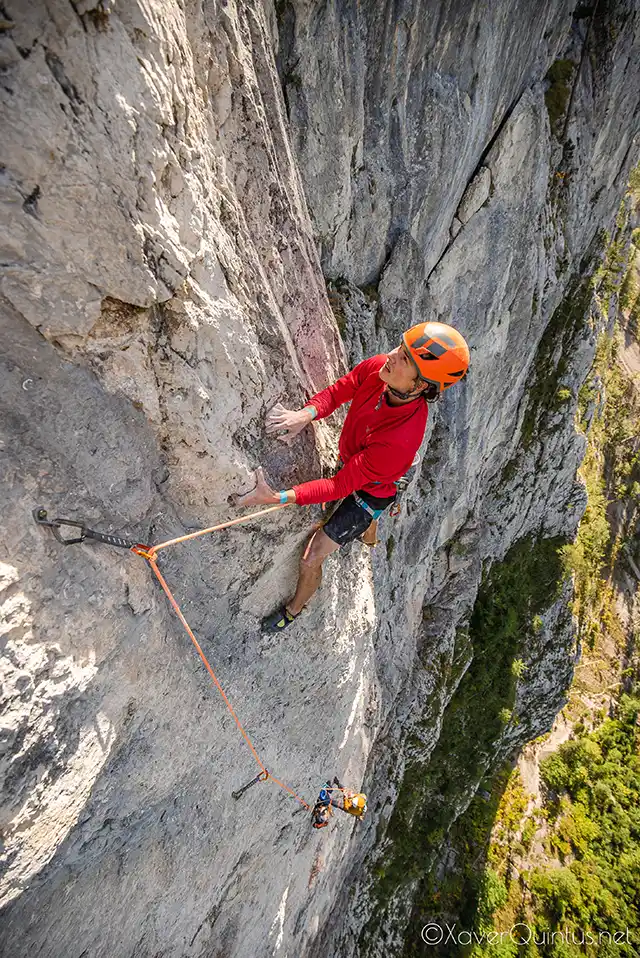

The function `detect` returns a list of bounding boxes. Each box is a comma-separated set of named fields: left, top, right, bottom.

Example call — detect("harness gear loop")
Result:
left=388, top=454, right=421, bottom=520
left=352, top=492, right=384, bottom=521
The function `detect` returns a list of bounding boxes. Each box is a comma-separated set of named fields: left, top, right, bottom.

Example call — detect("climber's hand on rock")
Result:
left=266, top=403, right=313, bottom=445
left=233, top=467, right=279, bottom=508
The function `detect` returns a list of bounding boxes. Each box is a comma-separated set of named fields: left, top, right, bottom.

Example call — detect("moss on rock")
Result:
left=544, top=59, right=577, bottom=138
left=363, top=537, right=567, bottom=952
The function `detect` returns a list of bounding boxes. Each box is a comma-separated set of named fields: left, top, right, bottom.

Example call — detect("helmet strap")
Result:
left=386, top=383, right=427, bottom=402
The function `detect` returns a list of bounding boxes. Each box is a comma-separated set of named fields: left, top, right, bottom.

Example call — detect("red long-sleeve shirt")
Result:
left=292, top=355, right=428, bottom=506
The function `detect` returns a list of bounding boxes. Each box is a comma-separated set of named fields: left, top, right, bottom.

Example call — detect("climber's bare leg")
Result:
left=287, top=527, right=340, bottom=615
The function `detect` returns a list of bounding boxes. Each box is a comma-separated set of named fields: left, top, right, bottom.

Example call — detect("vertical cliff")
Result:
left=1, top=1, right=639, bottom=956
left=0, top=3, right=353, bottom=955
left=421, top=204, right=640, bottom=954
left=277, top=0, right=640, bottom=953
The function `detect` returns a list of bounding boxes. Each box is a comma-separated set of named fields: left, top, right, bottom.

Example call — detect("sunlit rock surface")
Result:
left=1, top=1, right=639, bottom=956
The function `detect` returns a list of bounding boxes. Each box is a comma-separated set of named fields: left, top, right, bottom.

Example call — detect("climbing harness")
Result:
left=352, top=492, right=385, bottom=521
left=33, top=503, right=310, bottom=811
left=312, top=783, right=337, bottom=829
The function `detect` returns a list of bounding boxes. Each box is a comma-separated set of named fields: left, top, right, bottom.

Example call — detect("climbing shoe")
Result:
left=261, top=606, right=299, bottom=633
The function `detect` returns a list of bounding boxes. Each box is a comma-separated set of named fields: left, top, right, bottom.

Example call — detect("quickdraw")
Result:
left=232, top=770, right=269, bottom=800
left=32, top=507, right=148, bottom=551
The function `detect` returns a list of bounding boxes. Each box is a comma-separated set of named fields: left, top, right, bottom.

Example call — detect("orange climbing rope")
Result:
left=148, top=504, right=291, bottom=556
left=34, top=503, right=310, bottom=811
left=133, top=503, right=309, bottom=810
left=135, top=546, right=309, bottom=809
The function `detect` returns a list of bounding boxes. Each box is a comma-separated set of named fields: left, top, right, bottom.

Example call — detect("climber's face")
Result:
left=379, top=344, right=425, bottom=395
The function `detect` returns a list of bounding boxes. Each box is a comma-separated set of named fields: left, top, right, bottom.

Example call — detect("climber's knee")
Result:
left=301, top=527, right=339, bottom=571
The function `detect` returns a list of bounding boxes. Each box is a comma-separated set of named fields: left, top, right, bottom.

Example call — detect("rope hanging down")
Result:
left=33, top=505, right=310, bottom=811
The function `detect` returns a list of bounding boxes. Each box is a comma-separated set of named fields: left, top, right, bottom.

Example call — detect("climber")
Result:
left=311, top=777, right=368, bottom=829
left=234, top=322, right=470, bottom=632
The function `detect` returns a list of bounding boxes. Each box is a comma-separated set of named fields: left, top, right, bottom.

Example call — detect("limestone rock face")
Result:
left=1, top=1, right=639, bottom=957
left=277, top=0, right=575, bottom=285
left=0, top=3, right=351, bottom=956
left=456, top=166, right=492, bottom=225
left=278, top=0, right=640, bottom=953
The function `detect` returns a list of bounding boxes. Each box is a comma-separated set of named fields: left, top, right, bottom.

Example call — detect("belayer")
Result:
left=235, top=322, right=470, bottom=631
left=311, top=777, right=368, bottom=829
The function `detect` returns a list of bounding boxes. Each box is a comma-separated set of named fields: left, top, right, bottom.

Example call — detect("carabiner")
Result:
left=32, top=508, right=87, bottom=545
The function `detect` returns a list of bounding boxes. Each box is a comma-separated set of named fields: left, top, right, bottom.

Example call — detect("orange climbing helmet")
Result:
left=402, top=322, right=470, bottom=393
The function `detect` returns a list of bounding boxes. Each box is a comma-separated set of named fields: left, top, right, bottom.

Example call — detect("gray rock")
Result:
left=281, top=0, right=640, bottom=953
left=450, top=216, right=463, bottom=239
left=1, top=0, right=639, bottom=956
left=456, top=166, right=492, bottom=224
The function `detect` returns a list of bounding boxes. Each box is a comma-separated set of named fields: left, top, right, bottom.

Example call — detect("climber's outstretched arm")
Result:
left=265, top=356, right=385, bottom=445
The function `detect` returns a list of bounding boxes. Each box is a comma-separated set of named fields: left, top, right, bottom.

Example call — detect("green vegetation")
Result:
left=475, top=870, right=509, bottom=934
left=511, top=659, right=528, bottom=680
left=520, top=274, right=593, bottom=448
left=598, top=350, right=640, bottom=503
left=386, top=534, right=395, bottom=561
left=522, top=181, right=638, bottom=452
left=544, top=60, right=576, bottom=137
left=366, top=166, right=640, bottom=957
left=448, top=700, right=640, bottom=958
left=488, top=769, right=532, bottom=865
left=592, top=200, right=633, bottom=312
left=405, top=165, right=640, bottom=958
left=447, top=171, right=640, bottom=958
left=398, top=764, right=544, bottom=954
left=620, top=225, right=640, bottom=333
left=363, top=537, right=567, bottom=952
left=526, top=700, right=639, bottom=955
left=564, top=329, right=640, bottom=648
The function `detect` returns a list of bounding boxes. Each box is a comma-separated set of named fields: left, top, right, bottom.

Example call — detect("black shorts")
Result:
left=322, top=491, right=396, bottom=547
